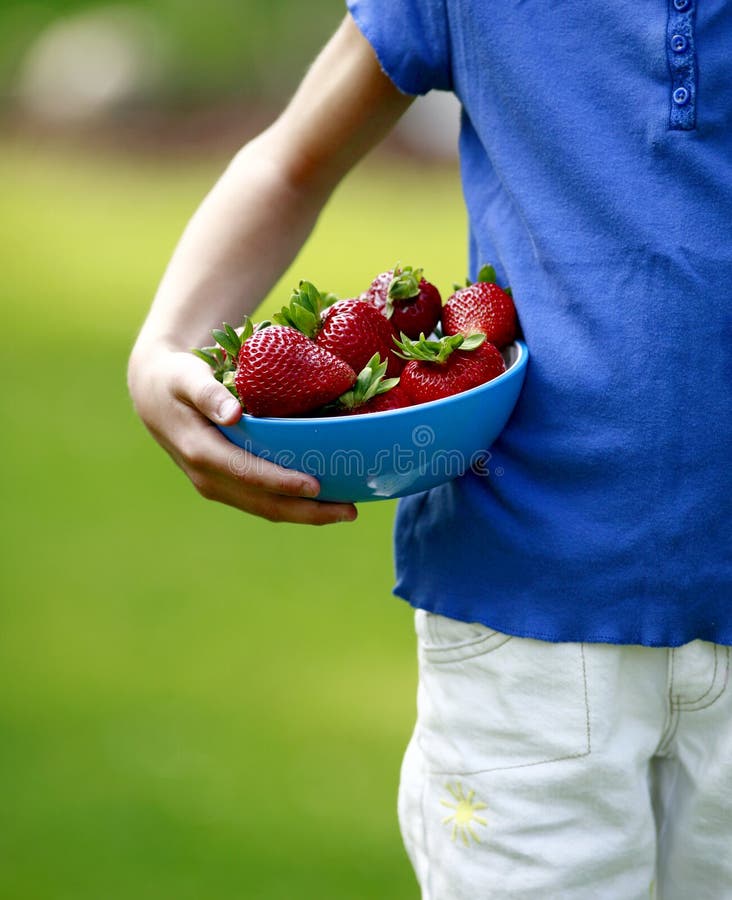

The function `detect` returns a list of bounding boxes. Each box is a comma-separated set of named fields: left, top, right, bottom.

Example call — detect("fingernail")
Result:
left=339, top=509, right=357, bottom=523
left=218, top=398, right=241, bottom=421
left=301, top=482, right=320, bottom=498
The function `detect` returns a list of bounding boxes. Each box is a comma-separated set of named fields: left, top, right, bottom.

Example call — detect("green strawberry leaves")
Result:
left=190, top=316, right=257, bottom=393
left=389, top=267, right=422, bottom=298
left=393, top=331, right=486, bottom=364
left=273, top=281, right=325, bottom=337
left=476, top=264, right=497, bottom=284
left=211, top=324, right=238, bottom=359
left=458, top=263, right=512, bottom=296
left=210, top=316, right=254, bottom=358
left=460, top=264, right=500, bottom=290
left=191, top=347, right=220, bottom=367
left=334, top=354, right=400, bottom=411
left=385, top=264, right=422, bottom=318
left=221, top=370, right=239, bottom=397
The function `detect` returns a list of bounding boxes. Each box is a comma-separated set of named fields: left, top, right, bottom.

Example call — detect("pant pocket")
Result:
left=414, top=613, right=591, bottom=775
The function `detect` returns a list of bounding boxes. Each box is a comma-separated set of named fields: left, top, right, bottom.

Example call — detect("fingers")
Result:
left=139, top=350, right=358, bottom=525
left=195, top=469, right=358, bottom=524
left=172, top=353, right=243, bottom=425
left=245, top=496, right=358, bottom=526
left=175, top=416, right=322, bottom=499
left=167, top=354, right=324, bottom=499
left=176, top=423, right=358, bottom=523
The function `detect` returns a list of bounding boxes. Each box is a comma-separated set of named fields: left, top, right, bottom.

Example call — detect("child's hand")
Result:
left=128, top=344, right=358, bottom=525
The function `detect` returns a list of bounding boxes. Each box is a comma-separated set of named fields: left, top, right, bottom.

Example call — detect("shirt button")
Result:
left=673, top=0, right=690, bottom=10
left=671, top=34, right=688, bottom=53
left=673, top=86, right=690, bottom=105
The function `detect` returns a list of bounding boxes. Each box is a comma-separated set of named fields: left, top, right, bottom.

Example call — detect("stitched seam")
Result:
left=581, top=643, right=592, bottom=754
left=677, top=647, right=730, bottom=712
left=670, top=647, right=678, bottom=709
left=422, top=633, right=513, bottom=664
left=427, top=747, right=592, bottom=778
left=654, top=649, right=677, bottom=756
left=427, top=646, right=592, bottom=776
left=675, top=644, right=718, bottom=708
left=424, top=613, right=498, bottom=649
left=656, top=708, right=681, bottom=757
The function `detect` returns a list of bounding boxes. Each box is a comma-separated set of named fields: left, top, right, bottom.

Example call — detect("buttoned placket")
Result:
left=666, top=0, right=697, bottom=130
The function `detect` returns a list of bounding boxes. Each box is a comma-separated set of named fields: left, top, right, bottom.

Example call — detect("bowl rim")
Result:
left=235, top=340, right=529, bottom=426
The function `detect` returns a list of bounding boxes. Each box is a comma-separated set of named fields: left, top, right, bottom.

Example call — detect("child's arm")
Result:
left=128, top=14, right=413, bottom=525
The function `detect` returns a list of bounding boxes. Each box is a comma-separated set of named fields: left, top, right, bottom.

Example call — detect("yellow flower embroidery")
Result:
left=440, top=782, right=488, bottom=846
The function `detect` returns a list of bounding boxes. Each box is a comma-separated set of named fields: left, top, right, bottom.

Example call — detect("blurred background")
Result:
left=0, top=2, right=466, bottom=898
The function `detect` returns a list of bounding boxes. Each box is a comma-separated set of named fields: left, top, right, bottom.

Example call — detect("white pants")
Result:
left=398, top=610, right=732, bottom=900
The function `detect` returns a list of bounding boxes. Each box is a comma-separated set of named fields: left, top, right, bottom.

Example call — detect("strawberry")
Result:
left=394, top=332, right=506, bottom=405
left=208, top=317, right=356, bottom=417
left=319, top=300, right=404, bottom=377
left=442, top=264, right=517, bottom=348
left=275, top=282, right=403, bottom=378
left=360, top=265, right=442, bottom=340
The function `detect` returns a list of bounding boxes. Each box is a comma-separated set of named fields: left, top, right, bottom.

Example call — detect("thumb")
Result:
left=175, top=354, right=243, bottom=425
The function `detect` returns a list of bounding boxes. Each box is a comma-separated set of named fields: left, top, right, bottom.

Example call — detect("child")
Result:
left=129, top=3, right=732, bottom=897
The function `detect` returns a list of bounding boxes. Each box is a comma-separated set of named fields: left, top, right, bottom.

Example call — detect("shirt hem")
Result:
left=394, top=589, right=732, bottom=649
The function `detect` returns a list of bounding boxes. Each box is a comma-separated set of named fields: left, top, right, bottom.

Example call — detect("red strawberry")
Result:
left=318, top=299, right=403, bottom=377
left=442, top=264, right=517, bottom=348
left=234, top=324, right=356, bottom=417
left=394, top=332, right=506, bottom=405
left=275, top=282, right=403, bottom=378
left=361, top=265, right=442, bottom=340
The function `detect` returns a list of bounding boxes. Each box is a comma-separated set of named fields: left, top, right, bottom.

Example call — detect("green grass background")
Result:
left=0, top=141, right=467, bottom=899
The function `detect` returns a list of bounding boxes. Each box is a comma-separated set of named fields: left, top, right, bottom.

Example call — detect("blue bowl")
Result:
left=218, top=340, right=528, bottom=503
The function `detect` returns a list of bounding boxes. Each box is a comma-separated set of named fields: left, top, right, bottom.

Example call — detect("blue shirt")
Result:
left=347, top=0, right=732, bottom=646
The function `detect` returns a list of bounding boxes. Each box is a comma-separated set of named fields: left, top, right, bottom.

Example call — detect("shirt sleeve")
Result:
left=346, top=0, right=453, bottom=95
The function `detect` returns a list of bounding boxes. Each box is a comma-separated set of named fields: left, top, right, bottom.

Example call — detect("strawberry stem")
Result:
left=191, top=347, right=219, bottom=368
left=393, top=331, right=486, bottom=364
left=211, top=316, right=254, bottom=359
left=193, top=316, right=254, bottom=384
left=388, top=266, right=422, bottom=301
left=273, top=281, right=324, bottom=337
left=333, top=353, right=400, bottom=410
left=222, top=370, right=240, bottom=399
left=476, top=264, right=497, bottom=284
left=211, top=328, right=239, bottom=359
left=384, top=265, right=422, bottom=319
